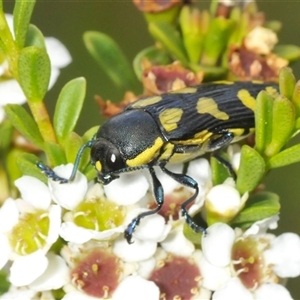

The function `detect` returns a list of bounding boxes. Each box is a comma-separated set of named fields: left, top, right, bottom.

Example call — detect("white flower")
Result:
left=59, top=182, right=125, bottom=244
left=205, top=179, right=248, bottom=223
left=112, top=275, right=160, bottom=300
left=113, top=209, right=171, bottom=262
left=0, top=14, right=72, bottom=123
left=201, top=222, right=297, bottom=298
left=0, top=173, right=78, bottom=286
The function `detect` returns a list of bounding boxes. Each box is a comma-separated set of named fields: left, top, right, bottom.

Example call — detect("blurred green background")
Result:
left=3, top=0, right=300, bottom=298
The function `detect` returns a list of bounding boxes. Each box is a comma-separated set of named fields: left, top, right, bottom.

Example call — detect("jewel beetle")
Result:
left=38, top=81, right=278, bottom=243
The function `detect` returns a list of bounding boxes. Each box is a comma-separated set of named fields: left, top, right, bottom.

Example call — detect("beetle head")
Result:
left=90, top=138, right=125, bottom=184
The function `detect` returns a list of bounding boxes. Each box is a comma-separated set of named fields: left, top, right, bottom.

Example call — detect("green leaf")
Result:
left=230, top=192, right=280, bottom=228
left=0, top=119, right=13, bottom=152
left=267, top=144, right=300, bottom=169
left=16, top=153, right=47, bottom=183
left=133, top=46, right=171, bottom=80
left=148, top=20, right=188, bottom=64
left=82, top=126, right=98, bottom=143
left=83, top=31, right=139, bottom=92
left=279, top=67, right=296, bottom=100
left=211, top=155, right=232, bottom=186
left=13, top=0, right=36, bottom=48
left=179, top=6, right=203, bottom=63
left=25, top=24, right=46, bottom=49
left=254, top=90, right=274, bottom=154
left=7, top=148, right=23, bottom=183
left=236, top=145, right=265, bottom=194
left=64, top=132, right=90, bottom=171
left=53, top=77, right=86, bottom=144
left=0, top=270, right=10, bottom=296
left=18, top=46, right=50, bottom=102
left=83, top=163, right=96, bottom=182
left=292, top=80, right=300, bottom=117
left=44, top=142, right=66, bottom=167
left=201, top=18, right=235, bottom=66
left=4, top=104, right=44, bottom=149
left=183, top=222, right=203, bottom=245
left=273, top=44, right=300, bottom=62
left=264, top=95, right=295, bottom=157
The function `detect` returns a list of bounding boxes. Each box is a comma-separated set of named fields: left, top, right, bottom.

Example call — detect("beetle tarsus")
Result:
left=37, top=162, right=69, bottom=184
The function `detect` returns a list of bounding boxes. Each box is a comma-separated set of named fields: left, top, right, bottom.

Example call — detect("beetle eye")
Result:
left=105, top=148, right=124, bottom=171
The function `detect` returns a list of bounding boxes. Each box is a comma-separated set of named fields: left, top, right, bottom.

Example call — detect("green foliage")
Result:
left=148, top=20, right=189, bottom=64
left=83, top=31, right=139, bottom=93
left=18, top=46, right=50, bottom=102
left=230, top=192, right=280, bottom=228
left=236, top=146, right=265, bottom=195
left=13, top=0, right=36, bottom=49
left=53, top=77, right=86, bottom=144
left=4, top=104, right=44, bottom=149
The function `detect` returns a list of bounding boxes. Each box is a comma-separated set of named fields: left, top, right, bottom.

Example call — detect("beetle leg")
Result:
left=124, top=165, right=164, bottom=244
left=207, top=132, right=236, bottom=179
left=37, top=139, right=95, bottom=183
left=160, top=164, right=207, bottom=235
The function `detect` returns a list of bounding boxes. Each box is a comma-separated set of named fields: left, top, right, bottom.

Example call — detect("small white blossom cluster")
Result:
left=0, top=14, right=72, bottom=123
left=0, top=146, right=300, bottom=299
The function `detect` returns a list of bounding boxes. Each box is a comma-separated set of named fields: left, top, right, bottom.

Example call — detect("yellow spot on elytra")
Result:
left=214, top=80, right=234, bottom=85
left=95, top=161, right=102, bottom=172
left=159, top=108, right=184, bottom=132
left=228, top=128, right=245, bottom=137
left=131, top=96, right=162, bottom=108
left=159, top=143, right=175, bottom=161
left=197, top=97, right=229, bottom=120
left=170, top=87, right=197, bottom=94
left=237, top=89, right=256, bottom=111
left=126, top=137, right=164, bottom=167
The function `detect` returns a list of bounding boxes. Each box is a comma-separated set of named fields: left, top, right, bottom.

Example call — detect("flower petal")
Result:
left=104, top=172, right=149, bottom=205
left=48, top=164, right=88, bottom=210
left=0, top=79, right=26, bottom=105
left=15, top=176, right=52, bottom=210
left=46, top=205, right=62, bottom=246
left=133, top=211, right=171, bottom=242
left=45, top=37, right=72, bottom=68
left=212, top=277, right=253, bottom=300
left=264, top=232, right=300, bottom=278
left=9, top=250, right=48, bottom=286
left=199, top=255, right=231, bottom=291
left=29, top=252, right=69, bottom=291
left=113, top=237, right=157, bottom=262
left=0, top=234, right=11, bottom=269
left=254, top=283, right=292, bottom=300
left=161, top=224, right=195, bottom=257
left=59, top=222, right=94, bottom=244
left=112, top=275, right=160, bottom=300
left=202, top=223, right=235, bottom=267
left=0, top=198, right=19, bottom=232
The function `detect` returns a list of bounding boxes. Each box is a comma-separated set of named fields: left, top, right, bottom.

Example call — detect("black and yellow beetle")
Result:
left=38, top=81, right=278, bottom=243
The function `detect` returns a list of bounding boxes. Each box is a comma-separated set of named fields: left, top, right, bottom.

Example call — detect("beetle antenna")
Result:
left=37, top=139, right=96, bottom=183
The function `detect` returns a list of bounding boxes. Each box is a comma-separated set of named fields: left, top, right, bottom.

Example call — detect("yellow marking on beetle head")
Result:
left=237, top=89, right=256, bottom=111
left=159, top=108, right=184, bottom=132
left=170, top=87, right=197, bottom=94
left=197, top=97, right=229, bottom=120
left=126, top=137, right=164, bottom=167
left=130, top=96, right=162, bottom=108
left=95, top=161, right=102, bottom=172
